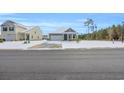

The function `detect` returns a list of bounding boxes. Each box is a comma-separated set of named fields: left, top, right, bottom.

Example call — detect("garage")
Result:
left=5, top=34, right=16, bottom=41
left=49, top=34, right=63, bottom=41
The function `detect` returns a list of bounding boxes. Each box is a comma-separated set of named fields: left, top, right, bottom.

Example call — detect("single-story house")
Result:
left=0, top=20, right=42, bottom=41
left=49, top=27, right=78, bottom=41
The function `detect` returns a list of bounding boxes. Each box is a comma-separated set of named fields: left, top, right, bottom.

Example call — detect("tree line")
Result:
left=79, top=21, right=124, bottom=41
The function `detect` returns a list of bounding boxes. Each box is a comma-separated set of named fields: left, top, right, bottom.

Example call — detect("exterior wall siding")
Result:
left=15, top=25, right=27, bottom=41
left=29, top=27, right=42, bottom=40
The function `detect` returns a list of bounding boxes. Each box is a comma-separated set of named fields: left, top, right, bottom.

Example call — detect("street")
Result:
left=0, top=49, right=124, bottom=79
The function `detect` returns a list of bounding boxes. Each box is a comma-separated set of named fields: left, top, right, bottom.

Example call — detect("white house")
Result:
left=49, top=27, right=78, bottom=41
left=0, top=20, right=42, bottom=41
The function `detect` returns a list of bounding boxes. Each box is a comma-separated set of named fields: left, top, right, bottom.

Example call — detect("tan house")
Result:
left=0, top=20, right=42, bottom=41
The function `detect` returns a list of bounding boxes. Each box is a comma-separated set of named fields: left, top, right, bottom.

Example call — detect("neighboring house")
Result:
left=42, top=35, right=49, bottom=40
left=0, top=20, right=42, bottom=41
left=49, top=27, right=78, bottom=41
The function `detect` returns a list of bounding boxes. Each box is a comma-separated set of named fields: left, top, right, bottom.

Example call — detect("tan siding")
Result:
left=15, top=25, right=27, bottom=40
left=1, top=21, right=42, bottom=41
left=29, top=27, right=42, bottom=40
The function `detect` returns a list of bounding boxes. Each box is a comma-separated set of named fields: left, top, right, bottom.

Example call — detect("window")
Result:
left=9, top=27, right=14, bottom=31
left=2, top=27, right=7, bottom=31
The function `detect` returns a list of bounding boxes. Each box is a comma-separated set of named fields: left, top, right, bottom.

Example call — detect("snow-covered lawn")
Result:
left=0, top=40, right=124, bottom=50
left=46, top=40, right=124, bottom=49
left=0, top=40, right=45, bottom=49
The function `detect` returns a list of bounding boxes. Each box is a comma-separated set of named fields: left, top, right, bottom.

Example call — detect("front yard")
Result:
left=0, top=40, right=45, bottom=50
left=0, top=40, right=124, bottom=50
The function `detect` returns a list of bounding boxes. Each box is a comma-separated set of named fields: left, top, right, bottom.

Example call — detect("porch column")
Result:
left=67, top=34, right=69, bottom=41
left=72, top=34, right=73, bottom=40
left=25, top=32, right=26, bottom=41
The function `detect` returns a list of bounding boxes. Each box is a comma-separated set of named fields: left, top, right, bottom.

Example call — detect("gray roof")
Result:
left=1, top=20, right=41, bottom=33
left=50, top=27, right=77, bottom=34
left=18, top=26, right=41, bottom=33
left=1, top=20, right=29, bottom=29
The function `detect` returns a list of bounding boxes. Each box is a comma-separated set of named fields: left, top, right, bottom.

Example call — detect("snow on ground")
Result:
left=0, top=40, right=124, bottom=50
left=46, top=40, right=124, bottom=49
left=0, top=40, right=45, bottom=49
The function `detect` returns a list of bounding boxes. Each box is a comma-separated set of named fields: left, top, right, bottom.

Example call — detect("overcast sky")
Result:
left=0, top=13, right=124, bottom=34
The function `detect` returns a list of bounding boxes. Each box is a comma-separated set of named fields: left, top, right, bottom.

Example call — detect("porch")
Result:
left=63, top=34, right=77, bottom=41
left=17, top=32, right=30, bottom=41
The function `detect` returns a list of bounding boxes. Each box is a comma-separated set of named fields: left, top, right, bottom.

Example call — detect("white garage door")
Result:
left=5, top=34, right=16, bottom=41
left=50, top=35, right=63, bottom=41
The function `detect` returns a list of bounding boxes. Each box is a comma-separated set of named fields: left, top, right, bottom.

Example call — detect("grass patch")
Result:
left=30, top=43, right=62, bottom=48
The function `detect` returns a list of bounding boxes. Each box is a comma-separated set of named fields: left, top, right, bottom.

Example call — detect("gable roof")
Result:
left=50, top=27, right=77, bottom=34
left=65, top=28, right=76, bottom=32
left=18, top=26, right=42, bottom=34
left=1, top=20, right=42, bottom=33
left=1, top=20, right=27, bottom=29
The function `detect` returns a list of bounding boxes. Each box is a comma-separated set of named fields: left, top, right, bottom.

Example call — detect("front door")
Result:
left=64, top=34, right=67, bottom=40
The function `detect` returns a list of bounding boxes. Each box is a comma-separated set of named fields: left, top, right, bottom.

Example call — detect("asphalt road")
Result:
left=0, top=49, right=124, bottom=80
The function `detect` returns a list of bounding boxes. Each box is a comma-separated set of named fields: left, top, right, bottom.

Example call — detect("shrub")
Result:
left=0, top=38, right=4, bottom=43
